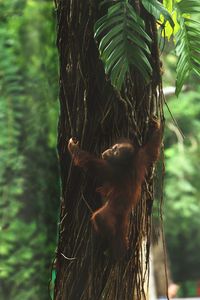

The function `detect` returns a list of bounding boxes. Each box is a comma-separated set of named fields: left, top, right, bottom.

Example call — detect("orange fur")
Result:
left=68, top=118, right=162, bottom=259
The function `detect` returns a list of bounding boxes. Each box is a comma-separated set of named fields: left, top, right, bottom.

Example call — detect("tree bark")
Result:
left=54, top=1, right=164, bottom=299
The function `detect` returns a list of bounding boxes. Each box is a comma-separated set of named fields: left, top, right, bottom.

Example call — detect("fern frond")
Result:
left=94, top=1, right=152, bottom=90
left=174, top=0, right=200, bottom=96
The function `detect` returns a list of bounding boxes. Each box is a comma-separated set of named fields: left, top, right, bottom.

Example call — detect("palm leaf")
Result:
left=174, top=0, right=200, bottom=96
left=141, top=0, right=174, bottom=28
left=94, top=1, right=152, bottom=90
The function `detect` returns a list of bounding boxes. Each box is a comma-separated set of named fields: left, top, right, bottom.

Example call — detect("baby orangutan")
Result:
left=68, top=117, right=162, bottom=259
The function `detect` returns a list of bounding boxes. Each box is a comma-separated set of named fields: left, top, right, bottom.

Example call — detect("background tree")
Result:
left=152, top=48, right=200, bottom=297
left=164, top=85, right=200, bottom=284
left=0, top=1, right=59, bottom=299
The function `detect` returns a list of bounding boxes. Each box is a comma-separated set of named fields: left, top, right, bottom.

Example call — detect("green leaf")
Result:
left=99, top=0, right=116, bottom=9
left=94, top=14, right=124, bottom=38
left=177, top=0, right=200, bottom=14
left=141, top=0, right=174, bottom=29
left=101, top=36, right=123, bottom=61
left=98, top=24, right=123, bottom=52
left=94, top=1, right=152, bottom=90
left=174, top=0, right=200, bottom=96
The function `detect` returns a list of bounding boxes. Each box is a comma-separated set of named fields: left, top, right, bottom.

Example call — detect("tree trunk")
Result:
left=54, top=1, right=164, bottom=299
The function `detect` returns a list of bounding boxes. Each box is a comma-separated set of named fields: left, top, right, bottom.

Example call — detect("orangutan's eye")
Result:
left=112, top=145, right=118, bottom=151
left=114, top=149, right=120, bottom=156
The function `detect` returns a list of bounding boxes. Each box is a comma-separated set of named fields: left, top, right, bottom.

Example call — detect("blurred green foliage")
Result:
left=0, top=1, right=59, bottom=299
left=163, top=55, right=200, bottom=283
